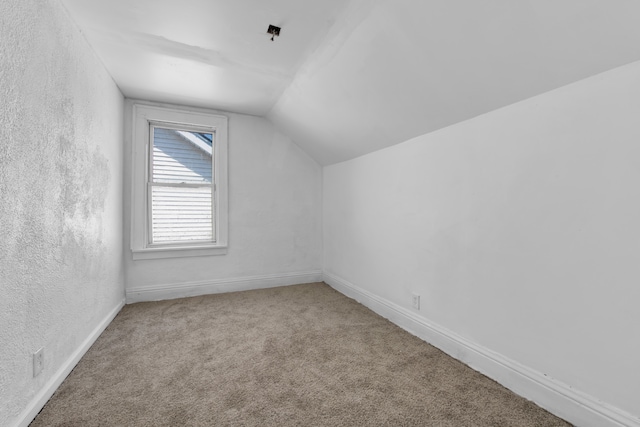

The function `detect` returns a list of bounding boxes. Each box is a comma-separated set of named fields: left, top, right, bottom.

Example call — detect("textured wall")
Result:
left=124, top=101, right=322, bottom=291
left=324, top=61, right=640, bottom=420
left=0, top=0, right=125, bottom=425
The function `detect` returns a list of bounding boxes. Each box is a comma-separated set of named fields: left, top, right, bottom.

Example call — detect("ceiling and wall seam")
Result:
left=59, top=0, right=640, bottom=165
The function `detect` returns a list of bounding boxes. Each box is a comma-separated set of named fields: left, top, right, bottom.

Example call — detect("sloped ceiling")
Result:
left=61, top=0, right=640, bottom=165
left=59, top=0, right=352, bottom=115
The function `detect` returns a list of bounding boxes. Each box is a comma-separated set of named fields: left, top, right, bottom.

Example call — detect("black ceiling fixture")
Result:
left=267, top=25, right=281, bottom=41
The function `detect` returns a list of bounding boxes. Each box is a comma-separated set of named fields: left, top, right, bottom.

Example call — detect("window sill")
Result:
left=131, top=245, right=227, bottom=260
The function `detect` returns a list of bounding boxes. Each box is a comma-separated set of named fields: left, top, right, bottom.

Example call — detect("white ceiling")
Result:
left=60, top=0, right=352, bottom=115
left=61, top=0, right=640, bottom=165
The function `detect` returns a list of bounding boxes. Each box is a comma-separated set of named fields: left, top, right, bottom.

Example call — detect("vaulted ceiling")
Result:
left=61, top=0, right=640, bottom=165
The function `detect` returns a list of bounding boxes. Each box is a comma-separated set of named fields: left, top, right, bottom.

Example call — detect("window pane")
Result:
left=152, top=127, right=213, bottom=184
left=151, top=186, right=214, bottom=243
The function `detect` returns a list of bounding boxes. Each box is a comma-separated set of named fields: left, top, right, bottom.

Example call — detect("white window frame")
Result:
left=131, top=103, right=228, bottom=260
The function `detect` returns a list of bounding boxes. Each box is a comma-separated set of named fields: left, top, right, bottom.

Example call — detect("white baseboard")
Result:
left=15, top=298, right=125, bottom=427
left=126, top=270, right=324, bottom=303
left=323, top=272, right=640, bottom=427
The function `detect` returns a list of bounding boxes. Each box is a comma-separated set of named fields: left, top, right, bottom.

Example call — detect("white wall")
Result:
left=0, top=0, right=125, bottom=426
left=124, top=101, right=323, bottom=299
left=323, top=61, right=640, bottom=423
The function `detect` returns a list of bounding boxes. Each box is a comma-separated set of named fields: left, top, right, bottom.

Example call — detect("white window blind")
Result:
left=149, top=127, right=215, bottom=244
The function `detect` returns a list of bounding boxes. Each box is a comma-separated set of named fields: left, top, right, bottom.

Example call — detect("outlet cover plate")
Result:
left=412, top=294, right=420, bottom=310
left=33, top=348, right=44, bottom=377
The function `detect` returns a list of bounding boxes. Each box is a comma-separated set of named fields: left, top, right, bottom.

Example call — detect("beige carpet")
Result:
left=31, top=283, right=571, bottom=426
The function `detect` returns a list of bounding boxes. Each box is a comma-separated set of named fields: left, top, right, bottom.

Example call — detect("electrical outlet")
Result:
left=412, top=293, right=420, bottom=310
left=33, top=348, right=44, bottom=377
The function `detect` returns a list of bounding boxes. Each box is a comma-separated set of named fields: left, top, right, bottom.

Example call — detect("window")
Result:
left=131, top=104, right=228, bottom=260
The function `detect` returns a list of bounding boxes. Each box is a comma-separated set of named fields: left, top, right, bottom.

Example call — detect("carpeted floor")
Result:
left=31, top=283, right=571, bottom=426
